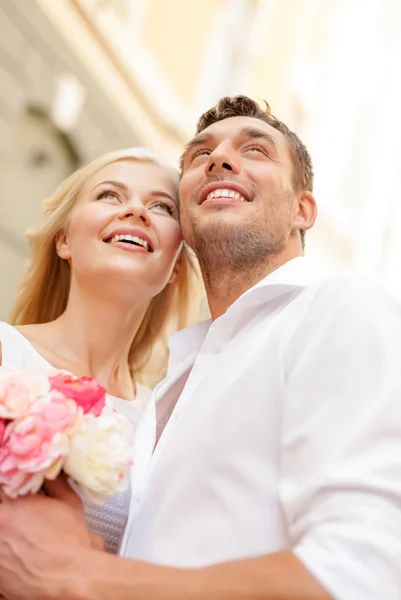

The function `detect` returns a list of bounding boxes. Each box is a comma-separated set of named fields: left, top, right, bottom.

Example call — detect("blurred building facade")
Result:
left=1, top=0, right=401, bottom=320
left=0, top=0, right=186, bottom=318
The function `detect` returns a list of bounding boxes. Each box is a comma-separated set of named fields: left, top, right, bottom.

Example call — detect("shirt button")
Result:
left=211, top=344, right=220, bottom=353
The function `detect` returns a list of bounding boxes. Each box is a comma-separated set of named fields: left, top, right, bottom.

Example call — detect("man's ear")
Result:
left=292, top=191, right=317, bottom=233
left=55, top=230, right=71, bottom=260
left=168, top=250, right=184, bottom=285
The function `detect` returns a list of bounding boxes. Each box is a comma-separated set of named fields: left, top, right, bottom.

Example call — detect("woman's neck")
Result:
left=23, top=283, right=149, bottom=398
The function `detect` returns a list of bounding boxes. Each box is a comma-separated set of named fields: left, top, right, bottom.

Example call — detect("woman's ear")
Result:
left=55, top=230, right=71, bottom=260
left=168, top=252, right=183, bottom=285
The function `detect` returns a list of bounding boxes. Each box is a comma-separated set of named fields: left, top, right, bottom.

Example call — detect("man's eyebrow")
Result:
left=183, top=132, right=214, bottom=157
left=240, top=126, right=279, bottom=150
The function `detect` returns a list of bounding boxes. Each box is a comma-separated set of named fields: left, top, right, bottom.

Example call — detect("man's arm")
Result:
left=75, top=548, right=331, bottom=600
left=0, top=489, right=330, bottom=600
left=280, top=278, right=401, bottom=599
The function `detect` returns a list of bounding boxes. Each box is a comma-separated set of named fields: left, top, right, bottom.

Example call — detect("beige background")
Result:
left=1, top=0, right=401, bottom=320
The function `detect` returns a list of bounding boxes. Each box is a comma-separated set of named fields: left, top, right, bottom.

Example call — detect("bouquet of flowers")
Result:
left=0, top=368, right=133, bottom=503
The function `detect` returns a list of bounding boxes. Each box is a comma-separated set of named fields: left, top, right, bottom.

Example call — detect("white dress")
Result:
left=0, top=321, right=153, bottom=554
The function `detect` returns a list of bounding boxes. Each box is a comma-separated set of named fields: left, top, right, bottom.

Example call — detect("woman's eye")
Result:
left=151, top=201, right=175, bottom=215
left=95, top=189, right=120, bottom=202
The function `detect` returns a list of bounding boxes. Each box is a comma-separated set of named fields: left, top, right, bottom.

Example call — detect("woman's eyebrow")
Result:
left=149, top=190, right=177, bottom=204
left=91, top=180, right=129, bottom=192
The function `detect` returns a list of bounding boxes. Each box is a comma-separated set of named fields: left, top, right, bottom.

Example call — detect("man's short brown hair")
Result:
left=181, top=95, right=314, bottom=247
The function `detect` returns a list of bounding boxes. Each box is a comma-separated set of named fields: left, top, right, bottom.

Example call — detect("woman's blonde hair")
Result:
left=9, top=148, right=199, bottom=385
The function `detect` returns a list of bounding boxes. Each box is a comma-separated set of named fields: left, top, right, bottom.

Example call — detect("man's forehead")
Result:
left=180, top=114, right=292, bottom=171
left=196, top=115, right=282, bottom=142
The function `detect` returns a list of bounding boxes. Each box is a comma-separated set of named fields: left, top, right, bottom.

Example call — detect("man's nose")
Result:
left=205, top=145, right=240, bottom=176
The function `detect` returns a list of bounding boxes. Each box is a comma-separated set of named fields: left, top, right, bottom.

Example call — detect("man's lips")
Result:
left=198, top=182, right=251, bottom=205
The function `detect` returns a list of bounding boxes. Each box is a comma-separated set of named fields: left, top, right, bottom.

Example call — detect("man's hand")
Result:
left=44, top=476, right=106, bottom=551
left=0, top=485, right=95, bottom=600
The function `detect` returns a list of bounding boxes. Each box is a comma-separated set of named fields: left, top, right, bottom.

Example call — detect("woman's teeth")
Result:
left=108, top=234, right=150, bottom=251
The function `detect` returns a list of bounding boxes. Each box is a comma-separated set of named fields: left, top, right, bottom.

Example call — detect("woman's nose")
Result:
left=118, top=203, right=150, bottom=225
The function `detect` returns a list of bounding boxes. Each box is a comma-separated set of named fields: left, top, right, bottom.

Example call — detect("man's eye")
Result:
left=192, top=149, right=211, bottom=160
left=245, top=145, right=264, bottom=153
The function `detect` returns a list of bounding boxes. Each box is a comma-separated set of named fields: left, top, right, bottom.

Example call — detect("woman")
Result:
left=0, top=147, right=198, bottom=553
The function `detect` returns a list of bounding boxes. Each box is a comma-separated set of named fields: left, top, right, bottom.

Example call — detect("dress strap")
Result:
left=0, top=322, right=24, bottom=367
left=0, top=322, right=50, bottom=370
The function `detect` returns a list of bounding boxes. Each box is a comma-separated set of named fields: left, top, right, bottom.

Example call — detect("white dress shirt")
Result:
left=124, top=257, right=401, bottom=600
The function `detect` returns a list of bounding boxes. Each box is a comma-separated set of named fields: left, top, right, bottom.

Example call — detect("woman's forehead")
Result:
left=84, top=159, right=178, bottom=195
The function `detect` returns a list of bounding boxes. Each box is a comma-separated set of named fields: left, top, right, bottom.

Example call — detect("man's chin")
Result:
left=194, top=219, right=241, bottom=239
left=185, top=221, right=249, bottom=254
left=195, top=210, right=246, bottom=229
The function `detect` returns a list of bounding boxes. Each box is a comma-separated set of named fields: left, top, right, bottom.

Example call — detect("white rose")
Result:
left=64, top=412, right=133, bottom=503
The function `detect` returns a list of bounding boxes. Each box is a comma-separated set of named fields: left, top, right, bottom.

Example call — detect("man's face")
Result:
left=179, top=116, right=302, bottom=268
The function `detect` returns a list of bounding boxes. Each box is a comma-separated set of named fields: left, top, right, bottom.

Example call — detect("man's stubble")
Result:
left=181, top=192, right=293, bottom=293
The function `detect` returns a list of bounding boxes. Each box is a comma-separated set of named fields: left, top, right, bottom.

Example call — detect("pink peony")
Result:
left=0, top=469, right=44, bottom=499
left=49, top=373, right=106, bottom=416
left=0, top=418, right=5, bottom=443
left=0, top=392, right=80, bottom=498
left=0, top=368, right=49, bottom=419
left=64, top=412, right=133, bottom=502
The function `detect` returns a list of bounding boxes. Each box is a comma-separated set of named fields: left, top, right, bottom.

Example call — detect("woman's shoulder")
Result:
left=0, top=321, right=47, bottom=342
left=12, top=323, right=48, bottom=340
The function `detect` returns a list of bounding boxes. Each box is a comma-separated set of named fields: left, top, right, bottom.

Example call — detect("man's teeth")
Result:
left=206, top=189, right=246, bottom=202
left=108, top=234, right=149, bottom=250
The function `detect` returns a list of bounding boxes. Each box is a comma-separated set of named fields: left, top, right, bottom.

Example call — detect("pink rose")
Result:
left=0, top=418, right=6, bottom=443
left=0, top=368, right=49, bottom=419
left=49, top=374, right=106, bottom=416
left=0, top=392, right=79, bottom=498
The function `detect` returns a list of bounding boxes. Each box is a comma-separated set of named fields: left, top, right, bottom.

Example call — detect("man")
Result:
left=1, top=95, right=401, bottom=600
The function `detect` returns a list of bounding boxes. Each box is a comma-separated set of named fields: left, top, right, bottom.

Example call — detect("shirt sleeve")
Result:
left=280, top=278, right=401, bottom=600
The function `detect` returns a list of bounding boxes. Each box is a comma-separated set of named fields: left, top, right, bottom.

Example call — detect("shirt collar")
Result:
left=168, top=257, right=321, bottom=364
left=228, top=256, right=319, bottom=312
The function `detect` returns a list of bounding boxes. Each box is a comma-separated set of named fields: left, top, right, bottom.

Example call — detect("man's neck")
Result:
left=203, top=250, right=300, bottom=320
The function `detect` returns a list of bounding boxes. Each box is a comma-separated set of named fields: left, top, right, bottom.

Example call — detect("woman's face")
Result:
left=57, top=159, right=183, bottom=299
